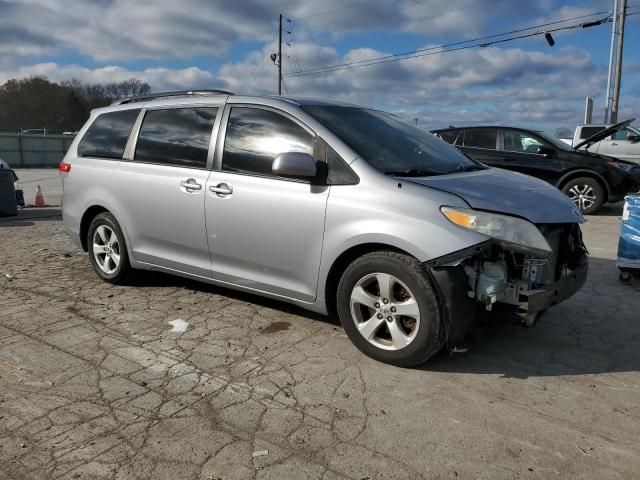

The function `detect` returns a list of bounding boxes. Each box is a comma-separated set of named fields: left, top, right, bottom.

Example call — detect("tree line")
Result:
left=0, top=76, right=150, bottom=134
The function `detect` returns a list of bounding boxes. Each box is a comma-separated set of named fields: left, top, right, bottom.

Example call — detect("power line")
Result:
left=287, top=20, right=308, bottom=94
left=293, top=0, right=379, bottom=21
left=284, top=11, right=612, bottom=78
left=297, top=0, right=440, bottom=32
left=292, top=0, right=497, bottom=44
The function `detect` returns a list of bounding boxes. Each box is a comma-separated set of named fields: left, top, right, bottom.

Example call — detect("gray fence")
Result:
left=0, top=133, right=75, bottom=168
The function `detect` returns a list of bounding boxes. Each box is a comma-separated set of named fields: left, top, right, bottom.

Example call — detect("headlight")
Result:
left=441, top=206, right=552, bottom=257
left=608, top=160, right=634, bottom=172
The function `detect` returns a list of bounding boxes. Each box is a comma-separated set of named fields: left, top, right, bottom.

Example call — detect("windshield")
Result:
left=537, top=131, right=572, bottom=151
left=301, top=105, right=483, bottom=176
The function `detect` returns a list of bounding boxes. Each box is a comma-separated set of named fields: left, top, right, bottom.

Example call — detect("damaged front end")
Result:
left=427, top=223, right=588, bottom=348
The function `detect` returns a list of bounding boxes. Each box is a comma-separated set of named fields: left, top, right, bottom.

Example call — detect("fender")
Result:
left=555, top=169, right=611, bottom=196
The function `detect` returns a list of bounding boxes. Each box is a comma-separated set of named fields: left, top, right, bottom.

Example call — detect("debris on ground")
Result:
left=168, top=319, right=190, bottom=333
left=252, top=449, right=269, bottom=458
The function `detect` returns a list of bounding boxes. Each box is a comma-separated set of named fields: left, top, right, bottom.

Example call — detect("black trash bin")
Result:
left=0, top=168, right=18, bottom=216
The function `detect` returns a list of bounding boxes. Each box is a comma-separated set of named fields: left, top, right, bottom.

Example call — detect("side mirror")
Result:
left=537, top=146, right=555, bottom=158
left=627, top=134, right=640, bottom=143
left=272, top=152, right=317, bottom=178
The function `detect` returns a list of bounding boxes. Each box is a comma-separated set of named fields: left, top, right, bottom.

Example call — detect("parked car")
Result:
left=432, top=123, right=639, bottom=214
left=567, top=120, right=640, bottom=163
left=61, top=91, right=588, bottom=366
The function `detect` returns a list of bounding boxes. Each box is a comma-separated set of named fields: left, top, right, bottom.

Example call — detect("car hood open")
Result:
left=574, top=118, right=635, bottom=151
left=406, top=167, right=584, bottom=224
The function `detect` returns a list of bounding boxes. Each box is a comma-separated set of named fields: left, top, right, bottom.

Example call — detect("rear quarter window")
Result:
left=580, top=126, right=606, bottom=139
left=78, top=109, right=141, bottom=159
left=435, top=130, right=459, bottom=144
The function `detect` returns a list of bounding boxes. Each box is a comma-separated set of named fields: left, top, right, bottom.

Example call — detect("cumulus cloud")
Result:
left=0, top=0, right=631, bottom=130
left=0, top=63, right=223, bottom=92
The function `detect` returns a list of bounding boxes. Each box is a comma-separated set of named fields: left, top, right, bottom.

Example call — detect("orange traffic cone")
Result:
left=35, top=185, right=46, bottom=207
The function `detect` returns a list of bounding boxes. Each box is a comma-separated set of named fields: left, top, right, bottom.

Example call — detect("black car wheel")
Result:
left=336, top=251, right=444, bottom=367
left=562, top=177, right=604, bottom=215
left=87, top=212, right=132, bottom=284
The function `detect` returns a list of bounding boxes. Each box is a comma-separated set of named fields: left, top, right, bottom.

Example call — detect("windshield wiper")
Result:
left=450, top=164, right=486, bottom=173
left=383, top=168, right=438, bottom=177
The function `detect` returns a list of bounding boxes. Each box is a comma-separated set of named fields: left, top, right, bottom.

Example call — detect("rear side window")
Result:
left=580, top=126, right=605, bottom=139
left=78, top=109, right=140, bottom=159
left=134, top=107, right=218, bottom=168
left=222, top=107, right=314, bottom=177
left=463, top=129, right=497, bottom=149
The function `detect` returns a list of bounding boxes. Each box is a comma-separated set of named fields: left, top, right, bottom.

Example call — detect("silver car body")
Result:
left=62, top=93, right=587, bottom=347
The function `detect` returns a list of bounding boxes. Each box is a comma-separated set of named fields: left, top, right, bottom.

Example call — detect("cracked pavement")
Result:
left=1, top=206, right=639, bottom=479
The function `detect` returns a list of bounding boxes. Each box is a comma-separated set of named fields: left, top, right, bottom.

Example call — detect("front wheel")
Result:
left=336, top=251, right=444, bottom=367
left=562, top=177, right=604, bottom=215
left=87, top=212, right=132, bottom=284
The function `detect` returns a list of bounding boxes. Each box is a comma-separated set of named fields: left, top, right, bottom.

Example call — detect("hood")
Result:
left=574, top=118, right=634, bottom=151
left=406, top=168, right=584, bottom=224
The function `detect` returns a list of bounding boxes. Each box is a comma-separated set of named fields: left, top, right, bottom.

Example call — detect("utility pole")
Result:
left=610, top=0, right=627, bottom=124
left=604, top=0, right=618, bottom=123
left=278, top=14, right=283, bottom=96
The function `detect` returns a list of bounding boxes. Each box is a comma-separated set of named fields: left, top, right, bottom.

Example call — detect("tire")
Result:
left=336, top=251, right=444, bottom=367
left=619, top=271, right=633, bottom=283
left=87, top=212, right=132, bottom=284
left=561, top=176, right=605, bottom=215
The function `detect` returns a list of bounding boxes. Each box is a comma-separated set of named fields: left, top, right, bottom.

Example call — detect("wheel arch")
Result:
left=79, top=205, right=111, bottom=251
left=556, top=169, right=610, bottom=201
left=323, top=243, right=414, bottom=317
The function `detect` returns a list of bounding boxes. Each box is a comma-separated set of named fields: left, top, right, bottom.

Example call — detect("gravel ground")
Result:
left=0, top=206, right=639, bottom=480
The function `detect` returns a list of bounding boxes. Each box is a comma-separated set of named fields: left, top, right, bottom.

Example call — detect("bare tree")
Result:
left=555, top=127, right=573, bottom=139
left=0, top=76, right=151, bottom=133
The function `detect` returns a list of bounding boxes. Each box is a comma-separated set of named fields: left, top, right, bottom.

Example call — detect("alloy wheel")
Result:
left=567, top=184, right=597, bottom=212
left=92, top=225, right=121, bottom=275
left=349, top=272, right=420, bottom=351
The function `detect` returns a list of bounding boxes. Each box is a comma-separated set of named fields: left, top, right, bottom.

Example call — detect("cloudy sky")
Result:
left=1, top=0, right=639, bottom=132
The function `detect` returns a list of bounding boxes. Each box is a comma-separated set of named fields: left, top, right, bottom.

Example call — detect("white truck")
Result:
left=561, top=119, right=640, bottom=163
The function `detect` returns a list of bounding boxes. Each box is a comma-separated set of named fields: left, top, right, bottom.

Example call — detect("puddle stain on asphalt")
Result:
left=259, top=321, right=291, bottom=334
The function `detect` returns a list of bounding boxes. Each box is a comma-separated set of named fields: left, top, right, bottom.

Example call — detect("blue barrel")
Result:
left=617, top=195, right=640, bottom=271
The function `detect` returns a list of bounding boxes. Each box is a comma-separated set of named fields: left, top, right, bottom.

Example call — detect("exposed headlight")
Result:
left=441, top=206, right=553, bottom=257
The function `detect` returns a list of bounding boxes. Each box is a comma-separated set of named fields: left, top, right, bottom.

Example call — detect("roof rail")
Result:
left=113, top=89, right=234, bottom=105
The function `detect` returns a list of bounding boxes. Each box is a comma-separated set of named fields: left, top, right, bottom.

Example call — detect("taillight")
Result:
left=59, top=162, right=71, bottom=173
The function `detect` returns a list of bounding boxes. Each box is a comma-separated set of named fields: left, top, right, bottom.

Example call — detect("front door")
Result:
left=114, top=106, right=219, bottom=277
left=205, top=106, right=329, bottom=302
left=496, top=129, right=561, bottom=184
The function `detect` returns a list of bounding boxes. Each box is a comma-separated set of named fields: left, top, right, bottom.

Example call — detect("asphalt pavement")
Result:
left=0, top=205, right=639, bottom=480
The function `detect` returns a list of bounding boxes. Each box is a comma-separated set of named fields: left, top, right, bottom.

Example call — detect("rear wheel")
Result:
left=87, top=212, right=131, bottom=284
left=336, top=251, right=444, bottom=367
left=561, top=176, right=604, bottom=215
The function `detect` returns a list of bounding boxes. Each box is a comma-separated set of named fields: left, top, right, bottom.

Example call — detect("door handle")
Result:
left=180, top=179, right=202, bottom=191
left=209, top=183, right=233, bottom=196
left=611, top=142, right=618, bottom=146
left=500, top=156, right=514, bottom=161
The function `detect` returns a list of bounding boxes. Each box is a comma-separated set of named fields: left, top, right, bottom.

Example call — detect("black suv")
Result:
left=432, top=124, right=639, bottom=214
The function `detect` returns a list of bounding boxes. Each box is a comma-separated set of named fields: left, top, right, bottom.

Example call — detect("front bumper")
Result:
left=520, top=255, right=588, bottom=314
left=426, top=242, right=588, bottom=348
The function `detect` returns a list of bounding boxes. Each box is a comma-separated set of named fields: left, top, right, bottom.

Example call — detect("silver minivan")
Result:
left=61, top=90, right=588, bottom=366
